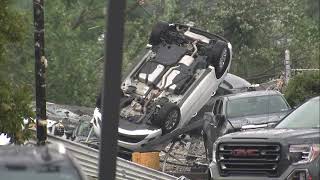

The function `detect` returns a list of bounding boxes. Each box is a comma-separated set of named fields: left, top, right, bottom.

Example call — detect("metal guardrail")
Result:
left=42, top=134, right=178, bottom=180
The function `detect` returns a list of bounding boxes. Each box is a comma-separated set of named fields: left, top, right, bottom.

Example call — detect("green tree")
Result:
left=4, top=0, right=319, bottom=107
left=285, top=72, right=320, bottom=106
left=0, top=0, right=34, bottom=143
left=8, top=0, right=105, bottom=106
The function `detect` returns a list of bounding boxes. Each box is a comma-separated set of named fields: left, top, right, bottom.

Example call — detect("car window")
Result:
left=226, top=95, right=290, bottom=118
left=276, top=97, right=320, bottom=129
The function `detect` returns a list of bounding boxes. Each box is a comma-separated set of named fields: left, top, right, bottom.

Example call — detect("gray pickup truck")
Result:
left=202, top=90, right=291, bottom=160
left=208, top=96, right=320, bottom=180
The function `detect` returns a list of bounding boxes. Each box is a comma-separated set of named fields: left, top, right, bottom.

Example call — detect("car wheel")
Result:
left=207, top=40, right=230, bottom=79
left=158, top=102, right=180, bottom=134
left=149, top=22, right=170, bottom=45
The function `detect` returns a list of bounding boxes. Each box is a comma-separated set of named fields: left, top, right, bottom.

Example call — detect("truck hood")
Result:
left=227, top=112, right=288, bottom=128
left=222, top=128, right=320, bottom=144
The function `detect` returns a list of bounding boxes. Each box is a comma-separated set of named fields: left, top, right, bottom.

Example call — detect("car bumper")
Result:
left=209, top=158, right=320, bottom=180
left=118, top=128, right=162, bottom=151
left=91, top=107, right=163, bottom=151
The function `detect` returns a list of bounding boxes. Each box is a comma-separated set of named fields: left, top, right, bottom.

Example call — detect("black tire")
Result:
left=158, top=102, right=180, bottom=134
left=149, top=22, right=170, bottom=45
left=207, top=40, right=230, bottom=79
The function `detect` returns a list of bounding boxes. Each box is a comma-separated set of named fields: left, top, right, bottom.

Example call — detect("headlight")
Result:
left=289, top=144, right=320, bottom=164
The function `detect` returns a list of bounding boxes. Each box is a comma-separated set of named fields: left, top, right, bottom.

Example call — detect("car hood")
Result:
left=227, top=112, right=288, bottom=128
left=222, top=128, right=320, bottom=144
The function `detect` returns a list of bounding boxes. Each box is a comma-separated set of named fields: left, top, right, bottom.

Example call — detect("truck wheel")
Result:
left=207, top=40, right=230, bottom=79
left=158, top=102, right=180, bottom=134
left=149, top=22, right=170, bottom=45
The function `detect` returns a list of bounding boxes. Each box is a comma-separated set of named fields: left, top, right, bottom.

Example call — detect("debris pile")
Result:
left=160, top=134, right=207, bottom=173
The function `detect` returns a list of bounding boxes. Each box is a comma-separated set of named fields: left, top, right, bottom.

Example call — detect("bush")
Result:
left=284, top=72, right=320, bottom=107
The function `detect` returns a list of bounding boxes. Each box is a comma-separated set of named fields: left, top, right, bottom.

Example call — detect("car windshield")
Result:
left=227, top=95, right=289, bottom=118
left=276, top=97, right=320, bottom=129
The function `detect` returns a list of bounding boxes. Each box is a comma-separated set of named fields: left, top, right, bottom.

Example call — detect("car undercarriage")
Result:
left=92, top=22, right=232, bottom=150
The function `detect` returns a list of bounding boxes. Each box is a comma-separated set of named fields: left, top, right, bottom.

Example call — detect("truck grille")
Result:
left=217, top=143, right=281, bottom=177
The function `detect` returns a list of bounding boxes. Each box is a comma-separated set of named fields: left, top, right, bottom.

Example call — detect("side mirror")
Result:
left=204, top=112, right=218, bottom=127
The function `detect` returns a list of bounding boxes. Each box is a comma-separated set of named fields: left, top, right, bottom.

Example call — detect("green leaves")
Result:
left=285, top=72, right=320, bottom=106
left=0, top=79, right=34, bottom=143
left=1, top=0, right=319, bottom=108
left=0, top=0, right=33, bottom=143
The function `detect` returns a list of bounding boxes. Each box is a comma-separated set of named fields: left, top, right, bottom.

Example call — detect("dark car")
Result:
left=208, top=96, right=320, bottom=180
left=202, top=90, right=291, bottom=159
left=0, top=144, right=87, bottom=180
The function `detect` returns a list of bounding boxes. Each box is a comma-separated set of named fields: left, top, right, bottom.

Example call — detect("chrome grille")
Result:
left=217, top=143, right=281, bottom=177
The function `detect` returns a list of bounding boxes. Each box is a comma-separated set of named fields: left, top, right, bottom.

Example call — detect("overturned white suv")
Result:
left=91, top=22, right=232, bottom=151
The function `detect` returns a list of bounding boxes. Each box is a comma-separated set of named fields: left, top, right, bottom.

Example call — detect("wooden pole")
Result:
left=33, top=0, right=47, bottom=145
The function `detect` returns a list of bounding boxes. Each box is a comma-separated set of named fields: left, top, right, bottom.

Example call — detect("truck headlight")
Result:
left=289, top=144, right=320, bottom=164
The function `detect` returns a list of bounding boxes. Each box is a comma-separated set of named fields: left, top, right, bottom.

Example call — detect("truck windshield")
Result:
left=276, top=97, right=320, bottom=129
left=227, top=95, right=289, bottom=118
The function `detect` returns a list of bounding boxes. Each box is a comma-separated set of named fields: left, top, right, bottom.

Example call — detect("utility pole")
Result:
left=33, top=0, right=47, bottom=145
left=284, top=49, right=291, bottom=84
left=99, top=0, right=126, bottom=179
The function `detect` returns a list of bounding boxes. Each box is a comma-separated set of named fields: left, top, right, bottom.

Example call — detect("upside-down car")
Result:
left=92, top=22, right=233, bottom=151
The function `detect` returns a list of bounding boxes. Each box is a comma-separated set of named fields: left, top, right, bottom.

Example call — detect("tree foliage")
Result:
left=285, top=72, right=320, bottom=107
left=3, top=0, right=319, bottom=107
left=0, top=0, right=34, bottom=142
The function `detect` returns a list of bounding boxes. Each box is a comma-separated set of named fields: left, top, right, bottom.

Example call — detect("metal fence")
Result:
left=42, top=134, right=178, bottom=180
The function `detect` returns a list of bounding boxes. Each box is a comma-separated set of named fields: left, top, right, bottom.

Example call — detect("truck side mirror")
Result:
left=204, top=112, right=218, bottom=127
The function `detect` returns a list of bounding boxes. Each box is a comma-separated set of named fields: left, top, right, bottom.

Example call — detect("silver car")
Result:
left=92, top=22, right=232, bottom=151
